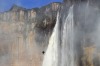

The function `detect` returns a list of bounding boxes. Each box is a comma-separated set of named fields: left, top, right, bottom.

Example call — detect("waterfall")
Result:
left=61, top=6, right=75, bottom=66
left=42, top=2, right=100, bottom=66
left=42, top=11, right=60, bottom=66
left=42, top=6, right=75, bottom=66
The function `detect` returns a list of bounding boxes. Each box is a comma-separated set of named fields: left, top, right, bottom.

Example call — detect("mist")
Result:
left=43, top=1, right=100, bottom=66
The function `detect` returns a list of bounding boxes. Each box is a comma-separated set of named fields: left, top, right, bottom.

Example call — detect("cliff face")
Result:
left=0, top=2, right=61, bottom=66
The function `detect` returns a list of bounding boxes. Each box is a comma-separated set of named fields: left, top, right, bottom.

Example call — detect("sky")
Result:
left=0, top=0, right=62, bottom=12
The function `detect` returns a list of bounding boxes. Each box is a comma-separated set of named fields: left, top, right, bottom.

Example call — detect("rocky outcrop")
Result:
left=0, top=2, right=61, bottom=66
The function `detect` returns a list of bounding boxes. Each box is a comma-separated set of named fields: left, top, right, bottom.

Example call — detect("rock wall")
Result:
left=0, top=2, right=61, bottom=66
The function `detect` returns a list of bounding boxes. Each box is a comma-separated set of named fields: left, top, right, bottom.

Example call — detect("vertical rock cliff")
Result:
left=0, top=2, right=61, bottom=66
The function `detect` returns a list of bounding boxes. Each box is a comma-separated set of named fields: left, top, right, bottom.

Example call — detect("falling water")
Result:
left=61, top=6, right=75, bottom=66
left=42, top=11, right=60, bottom=66
left=42, top=6, right=75, bottom=66
left=42, top=2, right=100, bottom=66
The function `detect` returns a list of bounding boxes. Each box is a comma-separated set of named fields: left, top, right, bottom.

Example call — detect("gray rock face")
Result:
left=0, top=2, right=61, bottom=66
